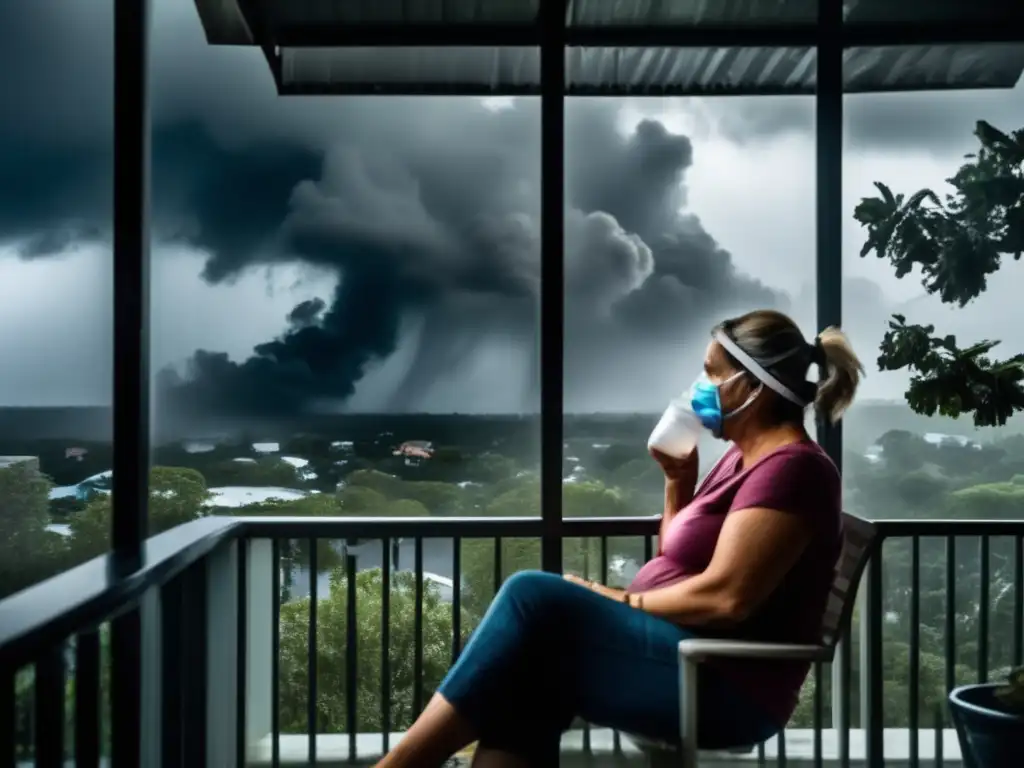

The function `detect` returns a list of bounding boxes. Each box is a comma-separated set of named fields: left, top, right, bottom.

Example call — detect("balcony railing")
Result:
left=1, top=516, right=1022, bottom=766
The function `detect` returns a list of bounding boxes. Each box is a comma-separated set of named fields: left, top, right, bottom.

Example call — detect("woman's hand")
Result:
left=564, top=573, right=626, bottom=602
left=650, top=446, right=699, bottom=481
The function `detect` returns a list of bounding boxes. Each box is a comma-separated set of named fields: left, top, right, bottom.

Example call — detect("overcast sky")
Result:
left=2, top=1, right=1023, bottom=415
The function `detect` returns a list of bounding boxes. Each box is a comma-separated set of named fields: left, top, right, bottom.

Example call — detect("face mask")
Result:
left=689, top=371, right=763, bottom=437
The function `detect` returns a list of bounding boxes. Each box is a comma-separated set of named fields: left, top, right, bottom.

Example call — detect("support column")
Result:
left=815, top=4, right=843, bottom=472
left=816, top=2, right=850, bottom=754
left=539, top=2, right=567, bottom=573
left=110, top=1, right=152, bottom=765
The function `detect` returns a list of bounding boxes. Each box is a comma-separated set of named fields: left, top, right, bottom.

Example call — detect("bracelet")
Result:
left=623, top=591, right=631, bottom=606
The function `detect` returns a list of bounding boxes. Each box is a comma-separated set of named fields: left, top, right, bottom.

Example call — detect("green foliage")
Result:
left=876, top=315, right=1024, bottom=427
left=336, top=484, right=390, bottom=514
left=205, top=457, right=301, bottom=488
left=278, top=568, right=460, bottom=732
left=946, top=481, right=1024, bottom=518
left=855, top=121, right=1024, bottom=426
left=68, top=467, right=211, bottom=561
left=0, top=461, right=68, bottom=598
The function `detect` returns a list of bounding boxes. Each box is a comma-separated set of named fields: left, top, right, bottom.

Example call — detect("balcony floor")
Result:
left=248, top=728, right=965, bottom=767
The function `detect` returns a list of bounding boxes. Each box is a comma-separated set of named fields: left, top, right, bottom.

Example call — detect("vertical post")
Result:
left=864, top=554, right=885, bottom=766
left=110, top=2, right=151, bottom=765
left=140, top=588, right=164, bottom=766
left=245, top=540, right=275, bottom=753
left=817, top=1, right=846, bottom=747
left=111, top=0, right=152, bottom=572
left=539, top=1, right=567, bottom=573
left=207, top=542, right=241, bottom=767
left=815, top=0, right=843, bottom=470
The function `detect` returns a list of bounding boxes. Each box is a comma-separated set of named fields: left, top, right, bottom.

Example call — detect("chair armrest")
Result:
left=678, top=638, right=826, bottom=662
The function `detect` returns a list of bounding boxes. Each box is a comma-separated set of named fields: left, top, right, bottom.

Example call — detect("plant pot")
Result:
left=948, top=683, right=1024, bottom=768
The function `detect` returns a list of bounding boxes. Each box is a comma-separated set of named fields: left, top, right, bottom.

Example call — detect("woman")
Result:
left=376, top=309, right=863, bottom=768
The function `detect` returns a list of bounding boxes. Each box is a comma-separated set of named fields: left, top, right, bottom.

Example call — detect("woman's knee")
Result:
left=494, top=570, right=570, bottom=618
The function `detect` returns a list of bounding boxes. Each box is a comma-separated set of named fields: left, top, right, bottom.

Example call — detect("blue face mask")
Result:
left=689, top=372, right=761, bottom=438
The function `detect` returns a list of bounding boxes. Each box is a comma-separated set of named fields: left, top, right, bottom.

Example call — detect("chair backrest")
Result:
left=819, top=512, right=878, bottom=655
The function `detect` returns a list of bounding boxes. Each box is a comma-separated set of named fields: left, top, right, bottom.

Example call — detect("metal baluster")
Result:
left=413, top=538, right=424, bottom=715
left=944, top=537, right=956, bottom=718
left=1, top=667, right=13, bottom=767
left=346, top=544, right=358, bottom=762
left=308, top=538, right=319, bottom=764
left=75, top=630, right=102, bottom=768
left=978, top=537, right=989, bottom=684
left=183, top=564, right=209, bottom=765
left=271, top=539, right=281, bottom=768
left=34, top=643, right=65, bottom=768
left=453, top=537, right=463, bottom=665
left=236, top=541, right=248, bottom=768
left=381, top=537, right=392, bottom=754
left=909, top=537, right=920, bottom=767
left=493, top=537, right=503, bottom=593
left=812, top=661, right=822, bottom=768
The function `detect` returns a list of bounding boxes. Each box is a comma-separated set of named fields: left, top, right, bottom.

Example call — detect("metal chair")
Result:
left=631, top=512, right=878, bottom=767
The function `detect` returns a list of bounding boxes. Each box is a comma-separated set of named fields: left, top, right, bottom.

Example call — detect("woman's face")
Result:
left=702, top=341, right=762, bottom=433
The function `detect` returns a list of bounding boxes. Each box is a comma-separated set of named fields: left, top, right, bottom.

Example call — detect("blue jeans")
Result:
left=438, top=571, right=780, bottom=763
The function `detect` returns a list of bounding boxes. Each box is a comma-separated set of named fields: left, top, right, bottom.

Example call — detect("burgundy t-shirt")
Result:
left=628, top=440, right=842, bottom=725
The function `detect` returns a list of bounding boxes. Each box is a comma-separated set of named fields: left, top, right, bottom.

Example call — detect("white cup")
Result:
left=647, top=399, right=702, bottom=459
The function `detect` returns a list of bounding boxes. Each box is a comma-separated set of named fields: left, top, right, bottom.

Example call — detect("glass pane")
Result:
left=0, top=1, right=115, bottom=761
left=564, top=95, right=817, bottom=515
left=843, top=86, right=1024, bottom=740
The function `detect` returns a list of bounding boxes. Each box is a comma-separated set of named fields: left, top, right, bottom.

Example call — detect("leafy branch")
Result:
left=855, top=121, right=1024, bottom=425
left=879, top=315, right=1024, bottom=427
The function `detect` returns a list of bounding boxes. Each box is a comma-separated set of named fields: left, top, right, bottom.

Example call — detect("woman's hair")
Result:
left=714, top=309, right=864, bottom=425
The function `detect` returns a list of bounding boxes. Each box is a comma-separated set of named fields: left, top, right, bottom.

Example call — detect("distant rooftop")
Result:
left=192, top=0, right=1024, bottom=96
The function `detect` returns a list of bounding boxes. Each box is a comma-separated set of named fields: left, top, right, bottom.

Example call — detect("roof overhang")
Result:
left=192, top=0, right=1024, bottom=96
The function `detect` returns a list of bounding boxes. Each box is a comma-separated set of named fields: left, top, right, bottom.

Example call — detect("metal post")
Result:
left=864, top=554, right=885, bottom=766
left=539, top=1, right=567, bottom=573
left=110, top=1, right=151, bottom=765
left=815, top=0, right=843, bottom=471
left=817, top=0, right=847, bottom=749
left=111, top=0, right=152, bottom=573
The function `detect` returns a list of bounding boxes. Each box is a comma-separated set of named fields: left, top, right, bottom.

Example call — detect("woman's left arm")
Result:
left=633, top=505, right=813, bottom=625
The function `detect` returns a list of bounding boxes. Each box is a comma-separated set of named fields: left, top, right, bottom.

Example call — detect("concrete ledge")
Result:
left=248, top=728, right=963, bottom=766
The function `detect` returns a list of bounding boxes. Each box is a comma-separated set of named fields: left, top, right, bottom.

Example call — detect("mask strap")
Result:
left=714, top=330, right=807, bottom=407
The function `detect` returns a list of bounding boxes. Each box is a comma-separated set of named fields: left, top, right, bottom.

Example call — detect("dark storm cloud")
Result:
left=1, top=0, right=786, bottom=416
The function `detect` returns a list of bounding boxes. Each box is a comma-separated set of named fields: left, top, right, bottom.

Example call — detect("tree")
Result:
left=854, top=120, right=1024, bottom=427
left=277, top=568, right=462, bottom=732
left=69, top=467, right=211, bottom=561
left=336, top=485, right=390, bottom=514
left=0, top=461, right=68, bottom=599
left=204, top=457, right=301, bottom=488
left=346, top=469, right=404, bottom=497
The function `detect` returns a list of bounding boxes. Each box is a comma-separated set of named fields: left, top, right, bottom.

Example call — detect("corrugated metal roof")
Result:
left=844, top=0, right=1024, bottom=25
left=266, top=0, right=539, bottom=25
left=567, top=46, right=816, bottom=94
left=277, top=43, right=1024, bottom=96
left=843, top=43, right=1024, bottom=92
left=567, top=0, right=818, bottom=26
left=280, top=47, right=541, bottom=95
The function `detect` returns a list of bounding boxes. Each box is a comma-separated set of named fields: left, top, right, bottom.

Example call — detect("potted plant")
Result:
left=949, top=667, right=1024, bottom=768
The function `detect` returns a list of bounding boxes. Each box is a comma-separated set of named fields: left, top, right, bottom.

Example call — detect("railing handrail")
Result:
left=1, top=513, right=1021, bottom=671
left=0, top=516, right=241, bottom=668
